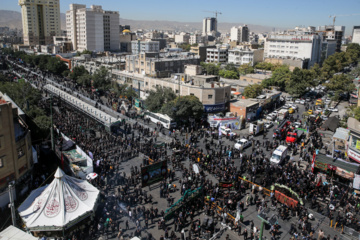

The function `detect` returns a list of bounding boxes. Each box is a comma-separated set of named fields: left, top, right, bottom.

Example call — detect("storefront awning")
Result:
left=315, top=154, right=360, bottom=173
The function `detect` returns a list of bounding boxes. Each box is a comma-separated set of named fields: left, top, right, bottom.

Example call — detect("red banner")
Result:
left=274, top=191, right=298, bottom=208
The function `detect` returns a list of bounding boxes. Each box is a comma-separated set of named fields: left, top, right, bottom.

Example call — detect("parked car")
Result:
left=325, top=98, right=331, bottom=104
left=265, top=121, right=274, bottom=129
left=220, top=126, right=237, bottom=137
left=234, top=139, right=251, bottom=150
left=266, top=114, right=275, bottom=121
left=299, top=99, right=305, bottom=104
left=307, top=109, right=313, bottom=115
left=329, top=107, right=338, bottom=112
left=295, top=99, right=301, bottom=103
left=306, top=98, right=311, bottom=102
left=293, top=122, right=302, bottom=128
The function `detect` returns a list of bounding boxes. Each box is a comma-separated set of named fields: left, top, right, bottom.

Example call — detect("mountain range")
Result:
left=0, top=10, right=276, bottom=33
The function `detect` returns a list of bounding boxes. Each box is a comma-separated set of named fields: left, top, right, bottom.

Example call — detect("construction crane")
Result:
left=329, top=13, right=360, bottom=26
left=203, top=10, right=222, bottom=19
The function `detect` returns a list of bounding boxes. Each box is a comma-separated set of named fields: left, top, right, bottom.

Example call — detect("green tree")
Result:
left=161, top=95, right=204, bottom=121
left=238, top=63, right=255, bottom=75
left=267, top=65, right=291, bottom=90
left=70, top=66, right=89, bottom=81
left=92, top=66, right=111, bottom=91
left=200, top=62, right=220, bottom=75
left=218, top=69, right=239, bottom=79
left=285, top=68, right=311, bottom=96
left=144, top=86, right=177, bottom=112
left=46, top=57, right=68, bottom=75
left=77, top=73, right=92, bottom=87
left=243, top=84, right=263, bottom=98
left=325, top=74, right=355, bottom=99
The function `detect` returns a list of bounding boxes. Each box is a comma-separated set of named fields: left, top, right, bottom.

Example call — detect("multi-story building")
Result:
left=174, top=33, right=190, bottom=44
left=131, top=40, right=160, bottom=55
left=352, top=26, right=360, bottom=45
left=0, top=92, right=33, bottom=207
left=66, top=4, right=119, bottom=52
left=206, top=45, right=229, bottom=64
left=120, top=31, right=137, bottom=53
left=264, top=28, right=323, bottom=68
left=189, top=34, right=202, bottom=45
left=190, top=45, right=216, bottom=62
left=317, top=25, right=345, bottom=52
left=228, top=47, right=264, bottom=66
left=18, top=0, right=61, bottom=46
left=347, top=117, right=360, bottom=163
left=230, top=25, right=249, bottom=43
left=125, top=52, right=200, bottom=77
left=202, top=17, right=217, bottom=36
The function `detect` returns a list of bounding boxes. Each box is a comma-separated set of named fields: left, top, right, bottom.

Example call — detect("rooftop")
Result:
left=333, top=127, right=350, bottom=141
left=230, top=99, right=258, bottom=107
left=240, top=73, right=272, bottom=80
left=347, top=117, right=360, bottom=133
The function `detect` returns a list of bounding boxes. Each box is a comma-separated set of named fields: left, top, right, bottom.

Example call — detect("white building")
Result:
left=66, top=4, right=119, bottom=52
left=189, top=34, right=202, bottom=45
left=174, top=32, right=190, bottom=44
left=206, top=45, right=229, bottom=63
left=264, top=29, right=323, bottom=68
left=203, top=17, right=217, bottom=36
left=19, top=0, right=61, bottom=46
left=230, top=25, right=249, bottom=43
left=228, top=47, right=264, bottom=66
left=352, top=26, right=360, bottom=45
left=131, top=40, right=160, bottom=54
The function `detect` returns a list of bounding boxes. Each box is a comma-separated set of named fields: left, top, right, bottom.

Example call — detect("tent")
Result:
left=18, top=168, right=100, bottom=231
left=0, top=225, right=37, bottom=240
left=321, top=117, right=340, bottom=132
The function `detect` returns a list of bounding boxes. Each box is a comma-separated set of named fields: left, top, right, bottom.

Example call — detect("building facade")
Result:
left=202, top=17, right=217, bottom=36
left=174, top=33, right=190, bottom=44
left=352, top=26, right=360, bottom=45
left=230, top=25, right=249, bottom=43
left=264, top=30, right=323, bottom=68
left=228, top=47, right=263, bottom=66
left=125, top=52, right=200, bottom=77
left=0, top=93, right=33, bottom=192
left=347, top=117, right=360, bottom=163
left=317, top=25, right=345, bottom=52
left=131, top=40, right=160, bottom=55
left=19, top=0, right=61, bottom=46
left=206, top=46, right=229, bottom=64
left=66, top=4, right=119, bottom=52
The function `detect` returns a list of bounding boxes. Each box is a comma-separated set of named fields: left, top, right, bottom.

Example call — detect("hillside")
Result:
left=0, top=10, right=275, bottom=33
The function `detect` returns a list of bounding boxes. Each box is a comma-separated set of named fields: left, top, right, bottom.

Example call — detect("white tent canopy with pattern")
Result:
left=18, top=167, right=100, bottom=231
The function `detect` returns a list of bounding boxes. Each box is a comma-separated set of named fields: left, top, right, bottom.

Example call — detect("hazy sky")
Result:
left=3, top=0, right=360, bottom=35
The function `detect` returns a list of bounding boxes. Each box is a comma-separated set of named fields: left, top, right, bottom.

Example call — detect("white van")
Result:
left=270, top=145, right=288, bottom=165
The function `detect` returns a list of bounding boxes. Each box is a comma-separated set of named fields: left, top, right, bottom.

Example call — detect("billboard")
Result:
left=141, top=160, right=167, bottom=187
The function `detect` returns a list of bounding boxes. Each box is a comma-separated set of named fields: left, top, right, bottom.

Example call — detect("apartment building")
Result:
left=206, top=45, right=229, bottom=64
left=189, top=34, right=202, bottom=45
left=125, top=52, right=200, bottom=77
left=19, top=0, right=61, bottom=46
left=66, top=4, right=119, bottom=52
left=230, top=25, right=249, bottom=43
left=0, top=93, right=33, bottom=196
left=131, top=40, right=160, bottom=55
left=202, top=17, right=217, bottom=36
left=347, top=117, right=360, bottom=163
left=190, top=45, right=216, bottom=62
left=174, top=33, right=190, bottom=44
left=352, top=26, right=360, bottom=45
left=228, top=47, right=264, bottom=66
left=264, top=28, right=323, bottom=68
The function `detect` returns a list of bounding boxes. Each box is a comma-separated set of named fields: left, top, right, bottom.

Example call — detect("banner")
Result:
left=353, top=174, right=360, bottom=190
left=315, top=160, right=328, bottom=171
left=336, top=167, right=355, bottom=180
left=311, top=153, right=316, bottom=173
left=141, top=160, right=167, bottom=187
left=356, top=140, right=360, bottom=150
left=274, top=191, right=298, bottom=209
left=219, top=182, right=233, bottom=188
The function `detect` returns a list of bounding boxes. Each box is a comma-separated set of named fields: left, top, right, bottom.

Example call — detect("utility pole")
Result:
left=8, top=182, right=16, bottom=227
left=50, top=94, right=54, bottom=151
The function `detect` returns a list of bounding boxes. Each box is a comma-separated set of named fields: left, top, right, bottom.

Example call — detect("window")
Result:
left=18, top=148, right=24, bottom=159
left=190, top=93, right=194, bottom=96
left=208, top=95, right=213, bottom=99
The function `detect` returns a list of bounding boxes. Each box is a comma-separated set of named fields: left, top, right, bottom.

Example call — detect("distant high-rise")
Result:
left=66, top=4, right=120, bottom=52
left=352, top=26, right=360, bottom=45
left=18, top=0, right=61, bottom=46
left=317, top=25, right=345, bottom=52
left=202, top=17, right=217, bottom=36
left=230, top=25, right=249, bottom=43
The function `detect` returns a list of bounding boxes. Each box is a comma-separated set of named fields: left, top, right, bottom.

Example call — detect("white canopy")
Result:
left=18, top=168, right=100, bottom=231
left=0, top=225, right=37, bottom=240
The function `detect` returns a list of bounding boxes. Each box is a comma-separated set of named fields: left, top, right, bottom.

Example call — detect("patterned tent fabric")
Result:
left=18, top=168, right=99, bottom=231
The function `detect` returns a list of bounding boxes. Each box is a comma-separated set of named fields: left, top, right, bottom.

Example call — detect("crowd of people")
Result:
left=2, top=56, right=360, bottom=240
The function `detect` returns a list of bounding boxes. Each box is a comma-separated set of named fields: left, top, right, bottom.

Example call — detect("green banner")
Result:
left=141, top=160, right=167, bottom=187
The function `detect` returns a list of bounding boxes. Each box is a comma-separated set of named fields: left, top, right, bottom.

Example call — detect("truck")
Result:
left=277, top=109, right=289, bottom=120
left=270, top=145, right=288, bottom=165
left=274, top=120, right=291, bottom=140
left=285, top=130, right=304, bottom=144
left=249, top=121, right=264, bottom=135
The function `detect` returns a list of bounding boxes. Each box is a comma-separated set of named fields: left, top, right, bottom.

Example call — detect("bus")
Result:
left=145, top=111, right=176, bottom=129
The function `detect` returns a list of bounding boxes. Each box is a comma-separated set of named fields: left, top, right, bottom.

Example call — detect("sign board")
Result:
left=356, top=140, right=360, bottom=150
left=315, top=160, right=328, bottom=171
left=219, top=182, right=233, bottom=188
left=203, top=103, right=226, bottom=113
left=335, top=167, right=354, bottom=180
left=353, top=174, right=360, bottom=190
left=141, top=160, right=167, bottom=187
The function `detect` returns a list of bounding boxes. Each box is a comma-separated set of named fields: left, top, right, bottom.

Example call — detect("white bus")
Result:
left=145, top=111, right=177, bottom=129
